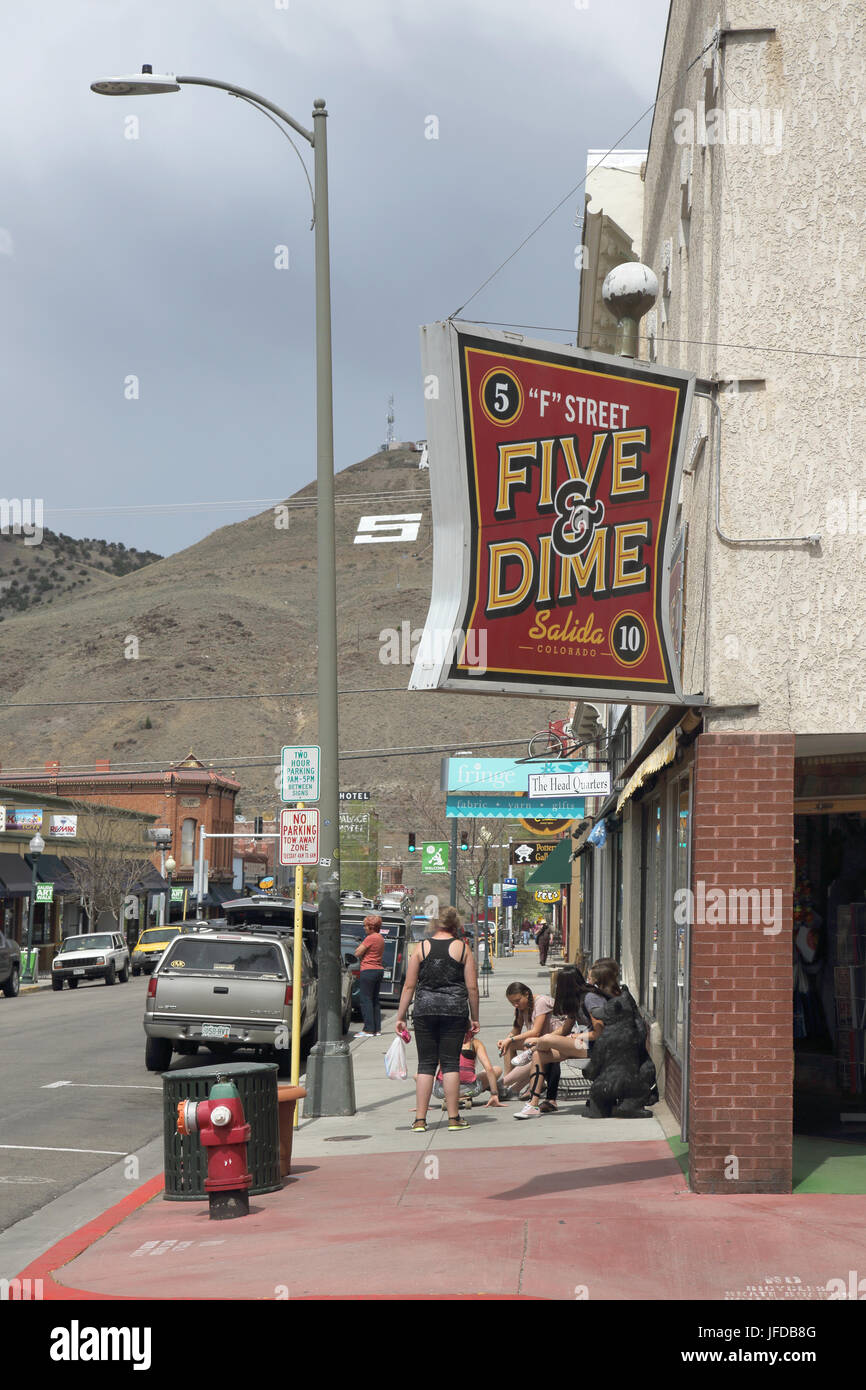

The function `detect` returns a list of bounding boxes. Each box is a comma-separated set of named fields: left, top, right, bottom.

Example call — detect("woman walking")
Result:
left=354, top=913, right=386, bottom=1038
left=536, top=921, right=552, bottom=967
left=394, top=906, right=479, bottom=1132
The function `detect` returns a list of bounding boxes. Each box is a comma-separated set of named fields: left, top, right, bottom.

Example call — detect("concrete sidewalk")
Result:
left=16, top=956, right=863, bottom=1300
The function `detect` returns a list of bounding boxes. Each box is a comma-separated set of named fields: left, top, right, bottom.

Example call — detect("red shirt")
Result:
left=358, top=932, right=384, bottom=970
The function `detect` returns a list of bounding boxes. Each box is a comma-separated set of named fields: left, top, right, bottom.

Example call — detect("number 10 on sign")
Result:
left=279, top=808, right=320, bottom=866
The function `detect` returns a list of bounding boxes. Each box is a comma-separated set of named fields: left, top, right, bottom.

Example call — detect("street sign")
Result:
left=170, top=887, right=185, bottom=902
left=422, top=842, right=449, bottom=874
left=502, top=877, right=517, bottom=907
left=279, top=807, right=320, bottom=866
left=35, top=883, right=54, bottom=904
left=528, top=770, right=611, bottom=799
left=280, top=745, right=321, bottom=803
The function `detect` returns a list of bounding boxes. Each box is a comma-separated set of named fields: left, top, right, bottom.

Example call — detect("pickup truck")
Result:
left=143, top=929, right=351, bottom=1074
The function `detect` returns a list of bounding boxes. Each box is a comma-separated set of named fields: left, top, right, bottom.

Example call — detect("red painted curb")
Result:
left=15, top=1174, right=166, bottom=1300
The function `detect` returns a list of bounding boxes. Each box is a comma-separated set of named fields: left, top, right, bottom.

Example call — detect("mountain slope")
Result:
left=0, top=449, right=563, bottom=815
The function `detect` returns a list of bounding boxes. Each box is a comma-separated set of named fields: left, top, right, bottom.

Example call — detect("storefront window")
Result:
left=643, top=797, right=662, bottom=1016
left=670, top=777, right=690, bottom=1058
left=181, top=818, right=196, bottom=868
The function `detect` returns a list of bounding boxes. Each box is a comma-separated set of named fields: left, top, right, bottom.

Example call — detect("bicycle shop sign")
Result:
left=410, top=322, right=696, bottom=702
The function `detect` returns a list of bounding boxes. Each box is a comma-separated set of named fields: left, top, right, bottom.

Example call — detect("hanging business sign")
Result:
left=446, top=795, right=584, bottom=820
left=528, top=770, right=611, bottom=798
left=410, top=321, right=696, bottom=703
left=5, top=807, right=43, bottom=833
left=48, top=814, right=78, bottom=839
left=534, top=889, right=561, bottom=903
left=446, top=758, right=584, bottom=793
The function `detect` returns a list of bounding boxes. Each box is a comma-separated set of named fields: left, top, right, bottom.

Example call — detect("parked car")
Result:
left=131, top=923, right=192, bottom=975
left=52, top=932, right=130, bottom=989
left=143, top=927, right=352, bottom=1074
left=0, top=931, right=20, bottom=998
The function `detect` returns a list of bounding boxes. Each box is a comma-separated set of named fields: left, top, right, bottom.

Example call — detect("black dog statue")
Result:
left=582, top=986, right=658, bottom=1118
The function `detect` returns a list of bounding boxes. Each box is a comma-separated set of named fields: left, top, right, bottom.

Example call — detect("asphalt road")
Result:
left=0, top=976, right=239, bottom=1235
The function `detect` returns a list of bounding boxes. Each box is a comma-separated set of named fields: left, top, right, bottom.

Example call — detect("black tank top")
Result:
left=414, top=937, right=469, bottom=1017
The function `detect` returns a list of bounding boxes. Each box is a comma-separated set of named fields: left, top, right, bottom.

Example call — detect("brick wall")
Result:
left=688, top=732, right=794, bottom=1194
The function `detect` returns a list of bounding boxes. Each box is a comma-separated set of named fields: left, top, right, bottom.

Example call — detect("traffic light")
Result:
left=459, top=828, right=470, bottom=851
left=408, top=833, right=417, bottom=853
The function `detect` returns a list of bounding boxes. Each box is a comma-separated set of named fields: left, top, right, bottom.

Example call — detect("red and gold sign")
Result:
left=411, top=323, right=695, bottom=703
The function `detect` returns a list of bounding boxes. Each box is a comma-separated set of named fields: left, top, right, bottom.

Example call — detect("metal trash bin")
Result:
left=162, top=1061, right=281, bottom=1200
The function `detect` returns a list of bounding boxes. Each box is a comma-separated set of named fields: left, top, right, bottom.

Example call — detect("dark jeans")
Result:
left=359, top=969, right=384, bottom=1033
left=414, top=1013, right=468, bottom=1076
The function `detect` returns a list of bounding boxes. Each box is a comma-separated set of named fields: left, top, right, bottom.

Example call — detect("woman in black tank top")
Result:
left=395, top=907, right=480, bottom=1132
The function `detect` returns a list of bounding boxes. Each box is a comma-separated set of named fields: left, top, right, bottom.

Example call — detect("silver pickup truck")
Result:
left=143, top=930, right=342, bottom=1074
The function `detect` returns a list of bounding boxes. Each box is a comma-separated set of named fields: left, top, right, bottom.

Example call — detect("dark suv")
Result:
left=0, top=932, right=20, bottom=998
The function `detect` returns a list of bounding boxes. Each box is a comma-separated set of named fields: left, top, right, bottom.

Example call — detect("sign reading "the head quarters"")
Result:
left=410, top=322, right=695, bottom=703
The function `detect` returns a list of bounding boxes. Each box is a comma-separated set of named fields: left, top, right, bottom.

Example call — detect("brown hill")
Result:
left=0, top=526, right=160, bottom=616
left=0, top=450, right=565, bottom=835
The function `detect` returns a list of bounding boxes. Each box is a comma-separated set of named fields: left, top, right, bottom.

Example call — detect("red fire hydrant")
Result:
left=177, top=1077, right=252, bottom=1220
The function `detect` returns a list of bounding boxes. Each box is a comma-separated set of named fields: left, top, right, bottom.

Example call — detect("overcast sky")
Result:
left=1, top=0, right=669, bottom=555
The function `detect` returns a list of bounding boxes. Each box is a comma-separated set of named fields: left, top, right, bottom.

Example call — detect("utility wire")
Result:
left=0, top=685, right=424, bottom=711
left=449, top=35, right=720, bottom=318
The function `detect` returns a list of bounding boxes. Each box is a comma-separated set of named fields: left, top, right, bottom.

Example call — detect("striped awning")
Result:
left=616, top=729, right=678, bottom=813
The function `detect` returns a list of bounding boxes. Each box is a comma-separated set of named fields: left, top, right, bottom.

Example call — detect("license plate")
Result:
left=201, top=1025, right=231, bottom=1040
left=73, top=968, right=85, bottom=976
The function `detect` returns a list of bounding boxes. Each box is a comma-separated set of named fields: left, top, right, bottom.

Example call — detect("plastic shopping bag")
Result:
left=384, top=1035, right=408, bottom=1081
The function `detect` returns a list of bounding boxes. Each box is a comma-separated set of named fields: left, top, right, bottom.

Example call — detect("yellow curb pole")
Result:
left=291, top=802, right=305, bottom=1128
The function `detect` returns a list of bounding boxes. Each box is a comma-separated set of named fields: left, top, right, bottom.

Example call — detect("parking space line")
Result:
left=0, top=1145, right=128, bottom=1157
left=41, top=1081, right=162, bottom=1091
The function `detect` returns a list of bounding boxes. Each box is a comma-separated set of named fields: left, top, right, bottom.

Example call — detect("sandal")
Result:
left=538, top=1100, right=559, bottom=1114
left=411, top=1118, right=427, bottom=1132
left=448, top=1115, right=470, bottom=1130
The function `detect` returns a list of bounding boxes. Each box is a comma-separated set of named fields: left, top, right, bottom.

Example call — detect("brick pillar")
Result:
left=688, top=732, right=794, bottom=1194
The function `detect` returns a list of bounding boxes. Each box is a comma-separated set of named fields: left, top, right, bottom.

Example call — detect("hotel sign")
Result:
left=410, top=322, right=695, bottom=702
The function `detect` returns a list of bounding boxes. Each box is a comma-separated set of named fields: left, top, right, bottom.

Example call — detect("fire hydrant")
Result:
left=177, top=1077, right=252, bottom=1220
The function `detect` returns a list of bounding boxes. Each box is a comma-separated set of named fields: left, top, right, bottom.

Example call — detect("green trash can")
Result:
left=162, top=1061, right=281, bottom=1201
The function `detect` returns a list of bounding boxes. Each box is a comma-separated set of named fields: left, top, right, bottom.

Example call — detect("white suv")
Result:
left=52, top=932, right=131, bottom=989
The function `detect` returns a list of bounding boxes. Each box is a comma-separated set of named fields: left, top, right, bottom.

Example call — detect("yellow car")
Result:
left=131, top=924, right=191, bottom=976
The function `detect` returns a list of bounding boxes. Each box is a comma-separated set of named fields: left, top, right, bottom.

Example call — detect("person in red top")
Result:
left=354, top=913, right=386, bottom=1037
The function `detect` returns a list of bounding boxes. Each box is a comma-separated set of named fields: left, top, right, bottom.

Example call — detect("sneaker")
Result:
left=448, top=1115, right=470, bottom=1130
left=355, top=1031, right=373, bottom=1039
left=514, top=1102, right=541, bottom=1120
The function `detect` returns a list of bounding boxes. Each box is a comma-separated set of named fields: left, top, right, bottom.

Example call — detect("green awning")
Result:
left=525, top=838, right=573, bottom=886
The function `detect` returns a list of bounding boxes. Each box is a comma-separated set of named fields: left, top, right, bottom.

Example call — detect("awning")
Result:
left=0, top=853, right=35, bottom=897
left=525, top=838, right=573, bottom=886
left=616, top=729, right=678, bottom=814
left=127, top=866, right=168, bottom=896
left=29, top=854, right=78, bottom=893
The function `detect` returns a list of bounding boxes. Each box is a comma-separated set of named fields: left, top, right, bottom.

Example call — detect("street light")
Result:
left=164, top=855, right=176, bottom=924
left=24, top=832, right=46, bottom=984
left=476, top=825, right=494, bottom=974
left=91, top=65, right=353, bottom=1116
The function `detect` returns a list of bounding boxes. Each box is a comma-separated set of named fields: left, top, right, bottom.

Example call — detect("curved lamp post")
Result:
left=164, top=855, right=176, bottom=924
left=91, top=66, right=352, bottom=1114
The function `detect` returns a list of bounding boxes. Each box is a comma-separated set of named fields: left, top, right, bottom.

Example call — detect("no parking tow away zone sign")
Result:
left=279, top=808, right=320, bottom=866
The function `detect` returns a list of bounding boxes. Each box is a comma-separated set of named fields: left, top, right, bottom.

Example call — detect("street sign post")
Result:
left=421, top=842, right=449, bottom=874
left=279, top=807, right=320, bottom=866
left=280, top=746, right=321, bottom=803
left=35, top=883, right=54, bottom=904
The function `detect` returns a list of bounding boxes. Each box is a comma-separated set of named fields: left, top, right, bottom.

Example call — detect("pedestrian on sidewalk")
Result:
left=394, top=906, right=479, bottom=1132
left=536, top=921, right=552, bottom=966
left=432, top=1027, right=506, bottom=1108
left=516, top=965, right=595, bottom=1119
left=354, top=913, right=386, bottom=1038
left=497, top=982, right=555, bottom=1097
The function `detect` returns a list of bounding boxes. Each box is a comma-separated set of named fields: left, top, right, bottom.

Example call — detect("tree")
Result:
left=64, top=802, right=154, bottom=932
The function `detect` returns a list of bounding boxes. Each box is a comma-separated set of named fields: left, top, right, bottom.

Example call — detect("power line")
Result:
left=42, top=488, right=431, bottom=522
left=449, top=35, right=719, bottom=318
left=0, top=685, right=421, bottom=711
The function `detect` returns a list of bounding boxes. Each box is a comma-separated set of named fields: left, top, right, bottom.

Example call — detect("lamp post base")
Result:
left=303, top=1041, right=356, bottom=1117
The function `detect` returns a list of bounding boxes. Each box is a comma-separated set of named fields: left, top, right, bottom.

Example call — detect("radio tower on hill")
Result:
left=385, top=394, right=397, bottom=451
